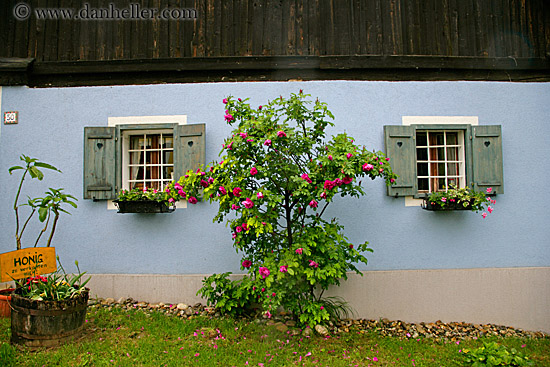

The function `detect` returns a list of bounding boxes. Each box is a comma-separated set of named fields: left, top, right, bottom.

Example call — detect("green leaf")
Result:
left=38, top=207, right=48, bottom=222
left=34, top=162, right=60, bottom=172
left=29, top=166, right=44, bottom=180
left=8, top=165, right=24, bottom=174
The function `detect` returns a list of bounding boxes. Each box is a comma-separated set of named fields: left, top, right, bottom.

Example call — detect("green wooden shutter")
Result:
left=83, top=127, right=117, bottom=200
left=174, top=123, right=206, bottom=180
left=384, top=125, right=416, bottom=196
left=472, top=125, right=504, bottom=194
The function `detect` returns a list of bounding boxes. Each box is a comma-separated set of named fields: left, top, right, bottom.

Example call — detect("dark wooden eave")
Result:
left=1, top=56, right=549, bottom=87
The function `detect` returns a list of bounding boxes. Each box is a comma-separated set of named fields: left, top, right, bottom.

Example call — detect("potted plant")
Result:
left=5, top=155, right=88, bottom=347
left=10, top=258, right=90, bottom=348
left=422, top=184, right=496, bottom=218
left=113, top=186, right=186, bottom=213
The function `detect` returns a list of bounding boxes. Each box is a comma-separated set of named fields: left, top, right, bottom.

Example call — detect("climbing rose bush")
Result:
left=181, top=92, right=397, bottom=326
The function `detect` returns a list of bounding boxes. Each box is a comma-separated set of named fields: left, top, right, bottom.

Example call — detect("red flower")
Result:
left=242, top=260, right=252, bottom=268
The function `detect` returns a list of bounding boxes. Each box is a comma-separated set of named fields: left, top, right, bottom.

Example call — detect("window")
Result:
left=384, top=122, right=503, bottom=198
left=124, top=130, right=174, bottom=191
left=416, top=130, right=465, bottom=193
left=83, top=120, right=205, bottom=201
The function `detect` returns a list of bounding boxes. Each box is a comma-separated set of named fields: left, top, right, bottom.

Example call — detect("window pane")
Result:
left=447, top=147, right=458, bottom=161
left=429, top=147, right=445, bottom=161
left=446, top=132, right=458, bottom=145
left=418, top=178, right=429, bottom=191
left=438, top=163, right=446, bottom=175
left=163, top=151, right=173, bottom=164
left=430, top=163, right=439, bottom=177
left=130, top=151, right=142, bottom=165
left=163, top=166, right=174, bottom=181
left=416, top=131, right=427, bottom=146
left=448, top=177, right=458, bottom=187
left=417, top=163, right=428, bottom=176
left=437, top=178, right=446, bottom=191
left=416, top=148, right=428, bottom=161
left=447, top=163, right=459, bottom=176
left=429, top=132, right=444, bottom=146
left=163, top=136, right=173, bottom=149
left=130, top=136, right=145, bottom=150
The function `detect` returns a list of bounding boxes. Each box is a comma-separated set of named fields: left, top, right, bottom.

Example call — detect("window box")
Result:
left=113, top=200, right=175, bottom=213
left=421, top=199, right=473, bottom=211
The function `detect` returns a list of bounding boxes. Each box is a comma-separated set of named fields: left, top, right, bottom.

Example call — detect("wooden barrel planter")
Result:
left=10, top=288, right=89, bottom=348
left=0, top=288, right=15, bottom=317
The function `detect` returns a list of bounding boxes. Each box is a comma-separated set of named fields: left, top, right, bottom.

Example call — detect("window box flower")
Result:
left=421, top=185, right=496, bottom=218
left=114, top=187, right=181, bottom=214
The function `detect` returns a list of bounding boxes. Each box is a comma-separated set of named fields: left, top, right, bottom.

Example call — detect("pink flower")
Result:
left=486, top=187, right=493, bottom=193
left=241, top=223, right=248, bottom=231
left=265, top=311, right=271, bottom=318
left=386, top=157, right=390, bottom=161
left=334, top=178, right=343, bottom=186
left=258, top=105, right=262, bottom=110
left=246, top=138, right=254, bottom=142
left=379, top=161, right=384, bottom=165
left=242, top=198, right=254, bottom=209
left=320, top=192, right=327, bottom=199
left=242, top=260, right=252, bottom=268
left=390, top=178, right=395, bottom=183
left=178, top=189, right=185, bottom=197
left=188, top=196, right=198, bottom=204
left=236, top=226, right=243, bottom=233
left=346, top=153, right=353, bottom=159
left=343, top=176, right=353, bottom=184
left=379, top=168, right=384, bottom=173
left=324, top=180, right=336, bottom=190
left=239, top=132, right=248, bottom=138
left=219, top=186, right=227, bottom=195
left=328, top=155, right=333, bottom=161
left=200, top=179, right=209, bottom=188
left=208, top=177, right=214, bottom=184
left=223, top=98, right=228, bottom=104
left=168, top=198, right=175, bottom=203
left=250, top=167, right=258, bottom=175
left=259, top=267, right=270, bottom=279
left=277, top=130, right=287, bottom=138
left=296, top=248, right=303, bottom=254
left=224, top=113, right=234, bottom=122
left=232, top=233, right=237, bottom=239
left=441, top=197, right=447, bottom=203
left=231, top=204, right=241, bottom=210
left=272, top=293, right=276, bottom=297
left=488, top=206, right=493, bottom=213
left=362, top=163, right=374, bottom=171
left=491, top=199, right=496, bottom=205
left=261, top=287, right=265, bottom=292
left=320, top=306, right=324, bottom=310
left=373, top=357, right=378, bottom=362
left=279, top=265, right=288, bottom=273
left=301, top=173, right=312, bottom=183
left=226, top=141, right=234, bottom=150
left=309, top=260, right=319, bottom=268
left=264, top=139, right=272, bottom=146
left=257, top=192, right=264, bottom=199
left=482, top=212, right=487, bottom=218
left=309, top=200, right=318, bottom=208
left=233, top=187, right=242, bottom=197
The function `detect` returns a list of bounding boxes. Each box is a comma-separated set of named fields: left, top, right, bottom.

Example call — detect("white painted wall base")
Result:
left=4, top=267, right=547, bottom=333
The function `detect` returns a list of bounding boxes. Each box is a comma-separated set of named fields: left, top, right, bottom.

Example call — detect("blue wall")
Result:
left=1, top=81, right=549, bottom=274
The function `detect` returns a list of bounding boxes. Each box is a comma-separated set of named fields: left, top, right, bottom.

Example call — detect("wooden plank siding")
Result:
left=0, top=0, right=548, bottom=85
left=0, top=0, right=548, bottom=61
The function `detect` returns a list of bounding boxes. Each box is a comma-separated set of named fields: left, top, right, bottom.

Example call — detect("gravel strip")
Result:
left=89, top=297, right=548, bottom=340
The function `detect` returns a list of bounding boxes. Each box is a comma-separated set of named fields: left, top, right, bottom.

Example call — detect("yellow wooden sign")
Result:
left=0, top=247, right=57, bottom=282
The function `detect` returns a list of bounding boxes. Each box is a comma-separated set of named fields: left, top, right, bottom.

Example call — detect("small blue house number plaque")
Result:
left=4, top=111, right=18, bottom=124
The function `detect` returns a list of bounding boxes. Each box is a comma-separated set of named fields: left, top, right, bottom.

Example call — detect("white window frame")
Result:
left=402, top=116, right=478, bottom=207
left=122, top=129, right=174, bottom=191
left=107, top=115, right=188, bottom=210
left=415, top=129, right=466, bottom=194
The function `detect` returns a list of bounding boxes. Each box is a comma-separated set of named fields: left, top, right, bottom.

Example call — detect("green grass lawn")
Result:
left=1, top=306, right=549, bottom=366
